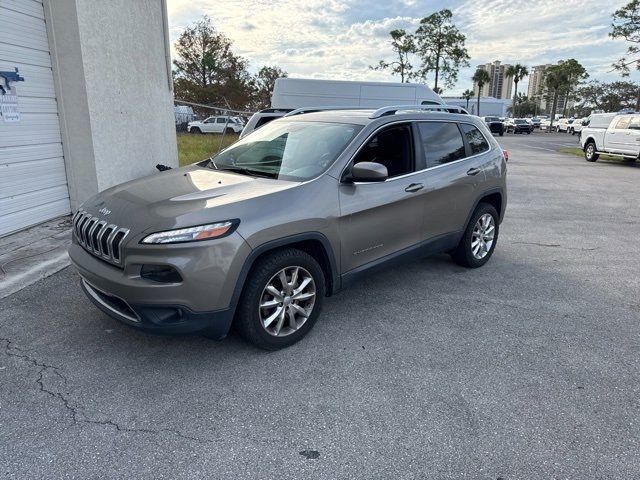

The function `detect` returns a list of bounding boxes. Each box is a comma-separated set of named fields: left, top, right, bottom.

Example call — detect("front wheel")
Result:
left=584, top=142, right=599, bottom=162
left=191, top=127, right=202, bottom=134
left=235, top=248, right=325, bottom=350
left=451, top=203, right=499, bottom=268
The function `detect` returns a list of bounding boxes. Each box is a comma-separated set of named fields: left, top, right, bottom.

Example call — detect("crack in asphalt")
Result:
left=0, top=337, right=213, bottom=444
left=510, top=241, right=600, bottom=251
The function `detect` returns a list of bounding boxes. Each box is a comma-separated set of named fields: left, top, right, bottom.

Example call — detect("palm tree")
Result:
left=461, top=89, right=474, bottom=110
left=544, top=66, right=569, bottom=132
left=506, top=64, right=529, bottom=117
left=472, top=69, right=490, bottom=116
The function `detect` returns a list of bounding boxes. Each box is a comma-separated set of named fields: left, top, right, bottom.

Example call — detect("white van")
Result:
left=271, top=78, right=443, bottom=109
left=240, top=78, right=444, bottom=138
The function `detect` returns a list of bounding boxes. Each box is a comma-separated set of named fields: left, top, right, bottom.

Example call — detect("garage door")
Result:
left=0, top=0, right=70, bottom=237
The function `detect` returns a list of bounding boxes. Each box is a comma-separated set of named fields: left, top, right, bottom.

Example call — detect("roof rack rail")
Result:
left=259, top=108, right=294, bottom=113
left=283, top=106, right=370, bottom=117
left=369, top=104, right=469, bottom=119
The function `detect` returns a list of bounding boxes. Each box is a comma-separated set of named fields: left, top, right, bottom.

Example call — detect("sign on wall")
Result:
left=0, top=87, right=20, bottom=123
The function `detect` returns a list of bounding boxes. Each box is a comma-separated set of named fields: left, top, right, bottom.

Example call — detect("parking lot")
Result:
left=1, top=131, right=639, bottom=479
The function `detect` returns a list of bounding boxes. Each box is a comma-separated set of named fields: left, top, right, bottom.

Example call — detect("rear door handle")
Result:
left=405, top=183, right=424, bottom=193
left=467, top=168, right=481, bottom=176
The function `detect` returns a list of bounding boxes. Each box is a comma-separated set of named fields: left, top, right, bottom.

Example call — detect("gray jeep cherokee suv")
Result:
left=69, top=106, right=507, bottom=350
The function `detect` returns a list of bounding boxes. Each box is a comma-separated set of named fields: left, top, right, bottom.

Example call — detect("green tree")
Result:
left=557, top=59, right=588, bottom=116
left=371, top=29, right=417, bottom=82
left=472, top=68, right=490, bottom=116
left=461, top=89, right=474, bottom=110
left=508, top=93, right=537, bottom=117
left=610, top=0, right=640, bottom=75
left=173, top=16, right=253, bottom=109
left=505, top=64, right=528, bottom=117
left=414, top=9, right=470, bottom=91
left=253, top=66, right=288, bottom=109
left=576, top=80, right=640, bottom=112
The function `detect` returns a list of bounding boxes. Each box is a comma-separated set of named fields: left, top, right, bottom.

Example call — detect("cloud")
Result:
left=166, top=0, right=638, bottom=96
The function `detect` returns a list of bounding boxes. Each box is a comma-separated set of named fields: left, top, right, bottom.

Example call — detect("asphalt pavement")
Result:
left=1, top=131, right=639, bottom=479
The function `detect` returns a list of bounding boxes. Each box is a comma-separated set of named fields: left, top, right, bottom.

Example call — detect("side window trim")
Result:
left=411, top=122, right=427, bottom=171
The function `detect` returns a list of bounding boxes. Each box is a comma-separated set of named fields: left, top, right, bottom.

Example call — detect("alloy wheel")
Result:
left=258, top=266, right=316, bottom=337
left=471, top=213, right=495, bottom=260
left=586, top=144, right=594, bottom=159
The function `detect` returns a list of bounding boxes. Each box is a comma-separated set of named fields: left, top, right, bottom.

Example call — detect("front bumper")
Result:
left=69, top=232, right=252, bottom=337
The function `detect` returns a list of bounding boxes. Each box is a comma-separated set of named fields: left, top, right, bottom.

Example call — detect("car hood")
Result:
left=80, top=165, right=298, bottom=233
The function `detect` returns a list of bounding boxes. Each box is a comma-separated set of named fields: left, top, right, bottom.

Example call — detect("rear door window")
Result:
left=417, top=122, right=466, bottom=168
left=460, top=123, right=490, bottom=155
left=615, top=117, right=630, bottom=129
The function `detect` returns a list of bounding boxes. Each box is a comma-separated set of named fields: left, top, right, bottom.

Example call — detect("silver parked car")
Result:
left=69, top=105, right=507, bottom=350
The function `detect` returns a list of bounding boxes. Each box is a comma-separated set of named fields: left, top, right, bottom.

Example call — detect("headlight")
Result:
left=141, top=221, right=238, bottom=244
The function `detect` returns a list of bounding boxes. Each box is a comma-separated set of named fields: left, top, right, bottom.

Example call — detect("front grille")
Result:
left=72, top=210, right=130, bottom=266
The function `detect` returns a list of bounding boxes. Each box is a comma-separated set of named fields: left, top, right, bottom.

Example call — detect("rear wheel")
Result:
left=235, top=248, right=325, bottom=350
left=584, top=141, right=599, bottom=162
left=451, top=203, right=499, bottom=268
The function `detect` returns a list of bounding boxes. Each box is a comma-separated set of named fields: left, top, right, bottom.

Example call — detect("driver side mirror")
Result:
left=349, top=161, right=388, bottom=182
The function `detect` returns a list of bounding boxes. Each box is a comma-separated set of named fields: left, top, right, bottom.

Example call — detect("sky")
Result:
left=166, top=0, right=639, bottom=97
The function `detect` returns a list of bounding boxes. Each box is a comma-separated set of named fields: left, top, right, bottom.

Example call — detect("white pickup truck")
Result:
left=580, top=113, right=640, bottom=162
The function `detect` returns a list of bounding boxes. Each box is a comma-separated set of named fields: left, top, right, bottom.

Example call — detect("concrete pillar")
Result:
left=43, top=0, right=177, bottom=211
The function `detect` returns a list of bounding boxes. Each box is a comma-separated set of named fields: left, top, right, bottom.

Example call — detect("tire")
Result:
left=584, top=141, right=599, bottom=162
left=191, top=127, right=202, bottom=134
left=499, top=131, right=504, bottom=137
left=527, top=131, right=531, bottom=135
left=451, top=203, right=499, bottom=268
left=225, top=127, right=234, bottom=134
left=235, top=248, right=326, bottom=350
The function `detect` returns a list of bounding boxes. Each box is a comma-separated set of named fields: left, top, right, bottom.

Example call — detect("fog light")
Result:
left=140, top=265, right=182, bottom=283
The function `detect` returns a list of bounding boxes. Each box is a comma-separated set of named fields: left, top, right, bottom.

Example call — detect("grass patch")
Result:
left=177, top=132, right=239, bottom=167
left=558, top=147, right=621, bottom=162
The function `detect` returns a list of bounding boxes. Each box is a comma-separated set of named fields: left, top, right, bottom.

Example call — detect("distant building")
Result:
left=444, top=96, right=512, bottom=117
left=527, top=63, right=575, bottom=114
left=473, top=61, right=513, bottom=100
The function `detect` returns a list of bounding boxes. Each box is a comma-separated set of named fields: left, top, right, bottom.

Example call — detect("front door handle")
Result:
left=467, top=167, right=481, bottom=176
left=405, top=183, right=424, bottom=193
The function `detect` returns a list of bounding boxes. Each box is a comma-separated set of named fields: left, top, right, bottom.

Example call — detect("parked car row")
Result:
left=486, top=117, right=534, bottom=135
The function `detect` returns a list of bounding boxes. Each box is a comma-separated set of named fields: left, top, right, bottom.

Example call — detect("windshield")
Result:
left=206, top=120, right=362, bottom=181
left=515, top=119, right=526, bottom=124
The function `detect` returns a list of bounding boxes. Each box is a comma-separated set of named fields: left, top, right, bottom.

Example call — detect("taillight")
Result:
left=502, top=149, right=509, bottom=162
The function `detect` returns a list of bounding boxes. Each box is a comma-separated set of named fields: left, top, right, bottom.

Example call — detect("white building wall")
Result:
left=44, top=0, right=177, bottom=210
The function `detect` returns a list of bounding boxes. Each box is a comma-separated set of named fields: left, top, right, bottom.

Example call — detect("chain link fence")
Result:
left=174, top=100, right=255, bottom=166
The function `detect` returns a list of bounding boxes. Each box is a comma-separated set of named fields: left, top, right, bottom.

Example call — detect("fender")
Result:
left=463, top=187, right=506, bottom=228
left=227, top=232, right=340, bottom=317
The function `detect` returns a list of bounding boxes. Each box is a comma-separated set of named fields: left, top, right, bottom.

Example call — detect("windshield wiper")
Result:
left=215, top=165, right=276, bottom=179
